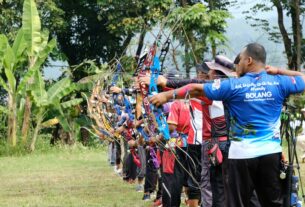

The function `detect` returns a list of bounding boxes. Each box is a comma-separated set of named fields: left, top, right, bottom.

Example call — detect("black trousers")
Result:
left=144, top=148, right=158, bottom=193
left=122, top=152, right=137, bottom=181
left=210, top=141, right=228, bottom=207
left=187, top=144, right=202, bottom=200
left=162, top=147, right=187, bottom=207
left=115, top=140, right=121, bottom=165
left=227, top=152, right=283, bottom=207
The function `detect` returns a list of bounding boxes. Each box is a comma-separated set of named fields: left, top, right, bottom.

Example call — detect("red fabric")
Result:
left=131, top=149, right=141, bottom=168
left=162, top=150, right=175, bottom=174
left=162, top=86, right=173, bottom=91
left=207, top=143, right=223, bottom=165
left=188, top=99, right=227, bottom=144
left=124, top=128, right=133, bottom=141
left=156, top=149, right=162, bottom=166
left=188, top=99, right=211, bottom=144
left=167, top=100, right=190, bottom=134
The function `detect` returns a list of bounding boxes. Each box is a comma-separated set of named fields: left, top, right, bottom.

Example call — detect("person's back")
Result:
left=202, top=43, right=305, bottom=207
left=216, top=71, right=304, bottom=158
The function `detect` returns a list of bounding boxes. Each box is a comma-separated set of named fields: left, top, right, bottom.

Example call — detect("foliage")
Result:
left=0, top=0, right=65, bottom=47
left=285, top=93, right=305, bottom=135
left=55, top=0, right=126, bottom=67
left=0, top=0, right=82, bottom=150
left=0, top=139, right=29, bottom=157
left=97, top=0, right=172, bottom=35
left=243, top=0, right=304, bottom=70
left=167, top=3, right=231, bottom=76
left=243, top=1, right=283, bottom=43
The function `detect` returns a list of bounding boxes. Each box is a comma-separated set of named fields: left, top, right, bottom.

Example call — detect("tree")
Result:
left=167, top=2, right=231, bottom=77
left=0, top=0, right=65, bottom=107
left=204, top=0, right=236, bottom=57
left=0, top=0, right=57, bottom=146
left=244, top=0, right=303, bottom=70
left=0, top=0, right=81, bottom=149
left=29, top=71, right=82, bottom=151
left=55, top=0, right=126, bottom=71
left=97, top=0, right=172, bottom=60
left=0, top=0, right=65, bottom=43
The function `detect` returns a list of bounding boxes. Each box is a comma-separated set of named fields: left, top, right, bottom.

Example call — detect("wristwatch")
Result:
left=173, top=89, right=177, bottom=100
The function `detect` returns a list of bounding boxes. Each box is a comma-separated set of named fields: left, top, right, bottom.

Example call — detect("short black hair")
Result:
left=234, top=53, right=240, bottom=64
left=244, top=43, right=266, bottom=64
left=196, top=63, right=209, bottom=74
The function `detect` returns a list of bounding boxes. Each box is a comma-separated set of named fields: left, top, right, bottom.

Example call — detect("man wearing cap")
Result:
left=140, top=57, right=235, bottom=207
left=150, top=43, right=305, bottom=207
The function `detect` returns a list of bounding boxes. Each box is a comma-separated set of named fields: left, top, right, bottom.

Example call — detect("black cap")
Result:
left=166, top=69, right=181, bottom=80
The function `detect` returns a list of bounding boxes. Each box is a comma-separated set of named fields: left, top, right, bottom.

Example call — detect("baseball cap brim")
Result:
left=205, top=62, right=237, bottom=77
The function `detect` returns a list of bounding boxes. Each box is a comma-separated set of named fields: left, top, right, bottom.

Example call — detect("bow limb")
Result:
left=149, top=55, right=171, bottom=141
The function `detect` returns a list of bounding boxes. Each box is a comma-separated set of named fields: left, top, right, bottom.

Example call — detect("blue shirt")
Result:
left=204, top=71, right=305, bottom=158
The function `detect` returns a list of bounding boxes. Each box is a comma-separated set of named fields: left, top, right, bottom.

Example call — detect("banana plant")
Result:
left=20, top=0, right=55, bottom=143
left=0, top=33, right=25, bottom=146
left=29, top=70, right=83, bottom=151
left=0, top=0, right=56, bottom=146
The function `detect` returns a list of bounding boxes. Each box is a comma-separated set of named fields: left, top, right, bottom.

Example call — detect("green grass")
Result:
left=0, top=146, right=151, bottom=207
left=0, top=143, right=304, bottom=206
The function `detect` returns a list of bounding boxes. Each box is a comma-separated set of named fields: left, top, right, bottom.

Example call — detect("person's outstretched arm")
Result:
left=150, top=83, right=204, bottom=107
left=266, top=65, right=305, bottom=90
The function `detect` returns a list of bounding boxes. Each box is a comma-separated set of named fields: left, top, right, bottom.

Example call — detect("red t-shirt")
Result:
left=167, top=100, right=190, bottom=135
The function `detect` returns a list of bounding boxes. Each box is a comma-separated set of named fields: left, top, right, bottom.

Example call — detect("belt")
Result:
left=205, top=136, right=228, bottom=142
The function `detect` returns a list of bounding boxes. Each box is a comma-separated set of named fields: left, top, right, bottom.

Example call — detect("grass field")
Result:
left=0, top=144, right=304, bottom=207
left=0, top=146, right=151, bottom=207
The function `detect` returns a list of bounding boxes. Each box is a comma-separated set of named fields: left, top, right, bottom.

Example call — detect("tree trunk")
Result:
left=186, top=31, right=198, bottom=64
left=171, top=47, right=180, bottom=71
left=80, top=127, right=90, bottom=146
left=185, top=43, right=191, bottom=78
left=30, top=111, right=43, bottom=151
left=50, top=124, right=60, bottom=145
left=273, top=0, right=293, bottom=69
left=120, top=33, right=133, bottom=56
left=22, top=57, right=36, bottom=143
left=291, top=0, right=302, bottom=71
left=211, top=42, right=216, bottom=58
left=7, top=93, right=17, bottom=146
left=21, top=94, right=32, bottom=143
left=208, top=0, right=217, bottom=58
left=135, top=29, right=146, bottom=62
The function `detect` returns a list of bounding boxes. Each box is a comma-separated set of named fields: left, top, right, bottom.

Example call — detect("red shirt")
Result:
left=167, top=100, right=190, bottom=135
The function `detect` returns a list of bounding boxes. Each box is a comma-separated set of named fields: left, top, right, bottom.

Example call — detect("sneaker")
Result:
left=142, top=194, right=151, bottom=201
left=153, top=198, right=162, bottom=207
left=136, top=184, right=143, bottom=192
left=151, top=191, right=156, bottom=199
left=115, top=168, right=122, bottom=177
